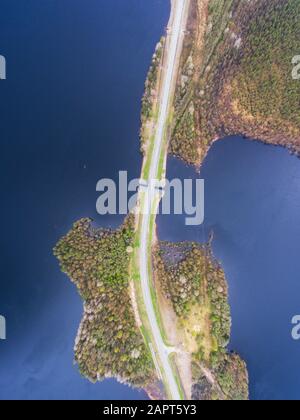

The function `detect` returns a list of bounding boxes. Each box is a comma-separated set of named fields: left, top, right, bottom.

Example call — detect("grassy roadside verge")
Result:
left=130, top=0, right=190, bottom=399
left=129, top=188, right=184, bottom=399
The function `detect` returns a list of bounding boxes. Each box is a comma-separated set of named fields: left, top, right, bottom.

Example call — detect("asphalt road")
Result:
left=139, top=0, right=188, bottom=401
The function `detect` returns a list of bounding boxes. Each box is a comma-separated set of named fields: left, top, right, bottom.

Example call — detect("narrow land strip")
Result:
left=135, top=0, right=190, bottom=400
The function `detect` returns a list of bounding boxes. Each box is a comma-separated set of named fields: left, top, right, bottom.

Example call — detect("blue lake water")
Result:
left=0, top=0, right=169, bottom=400
left=158, top=136, right=300, bottom=400
left=1, top=0, right=300, bottom=401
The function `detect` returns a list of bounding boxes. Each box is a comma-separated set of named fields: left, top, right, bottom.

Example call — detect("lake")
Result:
left=1, top=0, right=299, bottom=401
left=0, top=0, right=169, bottom=400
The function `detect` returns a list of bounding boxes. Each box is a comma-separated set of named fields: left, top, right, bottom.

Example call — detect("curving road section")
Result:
left=139, top=0, right=189, bottom=400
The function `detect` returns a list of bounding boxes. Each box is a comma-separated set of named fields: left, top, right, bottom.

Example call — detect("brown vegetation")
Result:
left=153, top=241, right=249, bottom=400
left=171, top=0, right=300, bottom=165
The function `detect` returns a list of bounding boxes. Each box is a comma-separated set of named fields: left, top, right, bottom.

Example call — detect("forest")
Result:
left=154, top=241, right=249, bottom=400
left=171, top=0, right=300, bottom=165
left=53, top=216, right=155, bottom=387
left=140, top=38, right=164, bottom=151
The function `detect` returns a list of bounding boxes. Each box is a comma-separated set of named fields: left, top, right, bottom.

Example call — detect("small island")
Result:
left=54, top=217, right=155, bottom=388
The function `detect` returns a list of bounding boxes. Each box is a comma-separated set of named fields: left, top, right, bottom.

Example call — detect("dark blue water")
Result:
left=0, top=0, right=169, bottom=400
left=1, top=1, right=299, bottom=402
left=158, top=136, right=300, bottom=400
